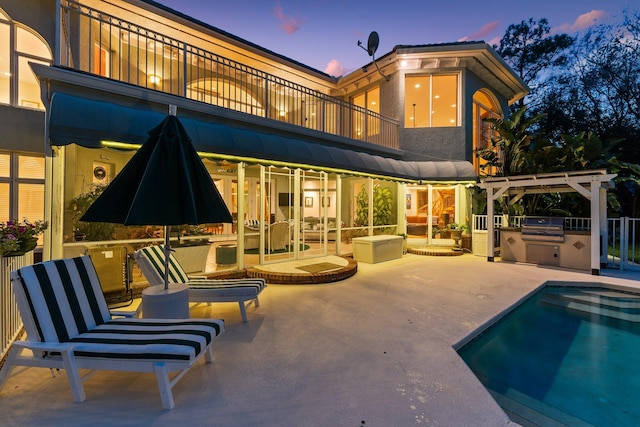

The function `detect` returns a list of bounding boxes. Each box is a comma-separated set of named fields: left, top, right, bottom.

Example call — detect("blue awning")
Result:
left=49, top=93, right=476, bottom=182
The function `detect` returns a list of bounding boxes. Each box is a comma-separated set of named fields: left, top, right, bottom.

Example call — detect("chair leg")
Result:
left=238, top=301, right=248, bottom=323
left=154, top=363, right=175, bottom=410
left=60, top=348, right=86, bottom=403
left=204, top=344, right=214, bottom=363
left=254, top=296, right=260, bottom=308
left=0, top=346, right=19, bottom=388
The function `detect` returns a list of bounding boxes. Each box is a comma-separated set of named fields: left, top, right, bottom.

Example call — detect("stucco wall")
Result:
left=0, top=104, right=45, bottom=152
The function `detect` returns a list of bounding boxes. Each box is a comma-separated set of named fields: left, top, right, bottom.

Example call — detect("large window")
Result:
left=404, top=74, right=458, bottom=128
left=0, top=152, right=45, bottom=226
left=0, top=11, right=52, bottom=110
left=472, top=90, right=501, bottom=176
left=352, top=86, right=380, bottom=139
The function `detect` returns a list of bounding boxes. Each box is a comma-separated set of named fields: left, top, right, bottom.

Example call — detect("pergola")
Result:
left=478, top=169, right=617, bottom=275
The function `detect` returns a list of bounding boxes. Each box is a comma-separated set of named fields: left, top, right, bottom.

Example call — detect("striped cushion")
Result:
left=188, top=278, right=266, bottom=296
left=135, top=245, right=266, bottom=294
left=136, top=245, right=190, bottom=285
left=68, top=318, right=223, bottom=361
left=12, top=256, right=112, bottom=343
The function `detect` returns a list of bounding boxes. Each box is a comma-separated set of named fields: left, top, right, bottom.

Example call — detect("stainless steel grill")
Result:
left=521, top=216, right=564, bottom=242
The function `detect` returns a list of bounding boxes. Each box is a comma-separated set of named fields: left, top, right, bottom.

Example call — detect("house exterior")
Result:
left=0, top=0, right=527, bottom=270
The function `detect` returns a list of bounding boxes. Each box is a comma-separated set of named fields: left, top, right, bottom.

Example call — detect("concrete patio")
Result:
left=2, top=253, right=639, bottom=426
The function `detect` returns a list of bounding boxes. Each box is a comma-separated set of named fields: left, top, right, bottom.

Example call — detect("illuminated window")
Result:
left=0, top=23, right=9, bottom=105
left=92, top=43, right=110, bottom=77
left=0, top=153, right=45, bottom=225
left=351, top=86, right=380, bottom=139
left=0, top=14, right=52, bottom=110
left=472, top=90, right=502, bottom=176
left=404, top=74, right=458, bottom=128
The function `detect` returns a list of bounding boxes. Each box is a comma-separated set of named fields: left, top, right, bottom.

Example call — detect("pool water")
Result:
left=458, top=286, right=640, bottom=426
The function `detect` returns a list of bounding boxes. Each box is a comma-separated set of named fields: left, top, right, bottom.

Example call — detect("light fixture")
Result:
left=414, top=84, right=421, bottom=89
left=149, top=74, right=161, bottom=84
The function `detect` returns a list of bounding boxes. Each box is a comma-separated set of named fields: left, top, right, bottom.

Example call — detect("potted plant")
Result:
left=0, top=219, right=48, bottom=256
left=447, top=223, right=468, bottom=249
left=69, top=185, right=119, bottom=241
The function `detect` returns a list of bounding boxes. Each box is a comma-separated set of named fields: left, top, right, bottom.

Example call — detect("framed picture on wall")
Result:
left=322, top=197, right=330, bottom=207
left=406, top=194, right=411, bottom=209
left=305, top=197, right=313, bottom=207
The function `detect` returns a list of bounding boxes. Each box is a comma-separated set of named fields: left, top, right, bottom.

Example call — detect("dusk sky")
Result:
left=155, top=0, right=634, bottom=76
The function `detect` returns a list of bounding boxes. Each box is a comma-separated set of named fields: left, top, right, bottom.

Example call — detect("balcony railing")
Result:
left=60, top=1, right=399, bottom=149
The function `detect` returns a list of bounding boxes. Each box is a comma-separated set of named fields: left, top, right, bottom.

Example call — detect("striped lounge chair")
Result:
left=0, top=256, right=224, bottom=409
left=134, top=245, right=266, bottom=323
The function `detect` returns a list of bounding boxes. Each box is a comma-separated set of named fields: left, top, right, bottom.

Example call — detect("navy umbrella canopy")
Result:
left=81, top=109, right=232, bottom=288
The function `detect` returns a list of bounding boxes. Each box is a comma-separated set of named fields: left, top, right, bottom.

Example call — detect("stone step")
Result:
left=542, top=289, right=640, bottom=322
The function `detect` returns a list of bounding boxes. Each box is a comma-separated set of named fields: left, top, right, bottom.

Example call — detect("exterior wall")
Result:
left=399, top=126, right=467, bottom=162
left=0, top=105, right=44, bottom=152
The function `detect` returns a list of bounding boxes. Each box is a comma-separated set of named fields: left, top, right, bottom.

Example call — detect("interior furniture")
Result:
left=406, top=215, right=428, bottom=235
left=135, top=245, right=266, bottom=322
left=0, top=256, right=224, bottom=409
left=266, top=221, right=290, bottom=252
left=243, top=220, right=261, bottom=250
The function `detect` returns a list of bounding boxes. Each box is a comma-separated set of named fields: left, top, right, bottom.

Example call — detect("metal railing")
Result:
left=60, top=1, right=399, bottom=149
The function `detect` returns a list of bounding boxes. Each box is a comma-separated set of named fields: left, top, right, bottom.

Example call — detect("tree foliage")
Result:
left=492, top=10, right=640, bottom=216
left=494, top=18, right=574, bottom=110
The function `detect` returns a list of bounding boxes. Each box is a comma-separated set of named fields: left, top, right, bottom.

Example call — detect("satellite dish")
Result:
left=356, top=31, right=389, bottom=81
left=367, top=31, right=379, bottom=56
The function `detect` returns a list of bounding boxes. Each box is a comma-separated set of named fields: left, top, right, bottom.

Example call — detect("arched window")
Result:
left=472, top=90, right=501, bottom=176
left=0, top=10, right=52, bottom=110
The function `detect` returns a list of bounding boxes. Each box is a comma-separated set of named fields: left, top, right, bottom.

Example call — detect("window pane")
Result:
left=18, top=56, right=47, bottom=109
left=0, top=153, right=10, bottom=177
left=0, top=182, right=9, bottom=222
left=16, top=26, right=51, bottom=59
left=0, top=23, right=9, bottom=105
left=404, top=76, right=430, bottom=127
left=17, top=183, right=44, bottom=222
left=18, top=155, right=45, bottom=179
left=432, top=74, right=458, bottom=127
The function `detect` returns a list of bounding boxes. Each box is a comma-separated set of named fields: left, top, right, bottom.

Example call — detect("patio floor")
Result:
left=2, top=254, right=639, bottom=426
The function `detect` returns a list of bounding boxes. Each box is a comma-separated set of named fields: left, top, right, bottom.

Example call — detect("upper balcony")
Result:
left=59, top=0, right=399, bottom=150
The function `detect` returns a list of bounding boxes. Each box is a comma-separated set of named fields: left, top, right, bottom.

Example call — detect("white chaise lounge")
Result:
left=134, top=245, right=266, bottom=322
left=0, top=256, right=224, bottom=409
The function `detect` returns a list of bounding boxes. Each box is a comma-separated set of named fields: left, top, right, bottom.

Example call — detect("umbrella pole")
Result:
left=164, top=225, right=171, bottom=290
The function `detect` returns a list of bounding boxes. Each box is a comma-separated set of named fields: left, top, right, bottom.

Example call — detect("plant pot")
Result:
left=20, top=237, right=38, bottom=253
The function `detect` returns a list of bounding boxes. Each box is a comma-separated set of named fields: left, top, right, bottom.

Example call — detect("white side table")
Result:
left=141, top=284, right=190, bottom=319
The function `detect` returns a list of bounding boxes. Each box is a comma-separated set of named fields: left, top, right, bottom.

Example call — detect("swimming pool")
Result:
left=458, top=283, right=640, bottom=426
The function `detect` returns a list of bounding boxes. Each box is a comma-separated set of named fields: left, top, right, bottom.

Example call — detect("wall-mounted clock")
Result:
left=93, top=165, right=107, bottom=180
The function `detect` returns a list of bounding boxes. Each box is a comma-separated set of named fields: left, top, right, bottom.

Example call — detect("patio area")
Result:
left=2, top=253, right=639, bottom=426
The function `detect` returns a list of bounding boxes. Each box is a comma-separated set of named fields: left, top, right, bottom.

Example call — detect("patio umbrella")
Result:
left=81, top=106, right=233, bottom=289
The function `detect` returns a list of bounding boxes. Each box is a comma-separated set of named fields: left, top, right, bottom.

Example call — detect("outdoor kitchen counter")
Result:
left=500, top=228, right=591, bottom=270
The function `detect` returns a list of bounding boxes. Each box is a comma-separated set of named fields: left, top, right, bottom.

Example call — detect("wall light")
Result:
left=149, top=74, right=161, bottom=84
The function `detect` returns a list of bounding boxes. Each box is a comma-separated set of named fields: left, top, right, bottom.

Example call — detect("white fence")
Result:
left=1, top=253, right=33, bottom=361
left=472, top=215, right=639, bottom=270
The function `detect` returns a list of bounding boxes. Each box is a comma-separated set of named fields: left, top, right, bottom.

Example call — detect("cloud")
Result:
left=324, top=59, right=346, bottom=77
left=458, top=21, right=500, bottom=42
left=274, top=2, right=304, bottom=34
left=552, top=10, right=607, bottom=34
